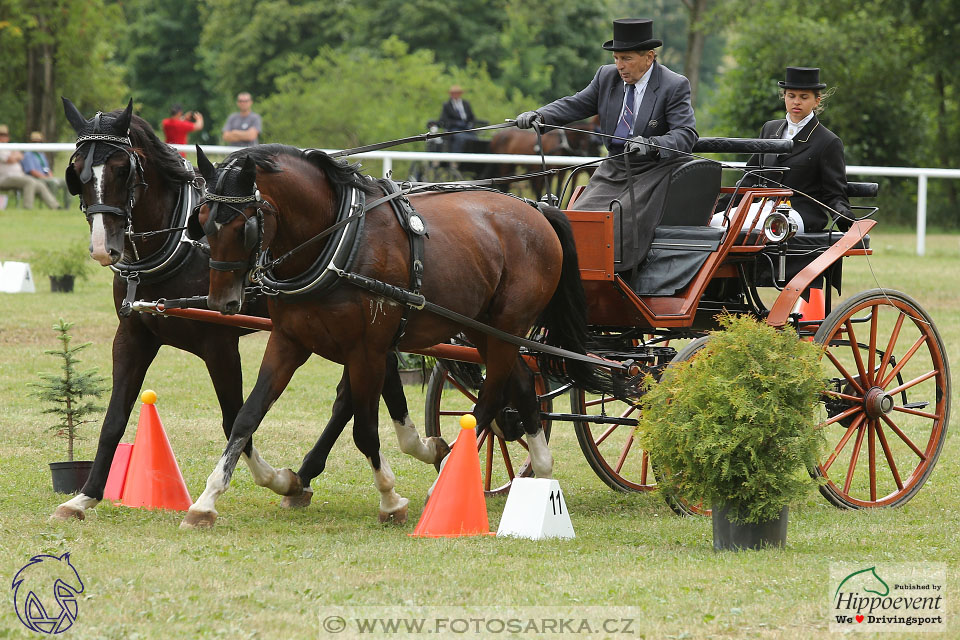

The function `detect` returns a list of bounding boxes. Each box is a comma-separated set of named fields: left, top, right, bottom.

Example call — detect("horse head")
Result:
left=189, top=146, right=274, bottom=314
left=62, top=97, right=147, bottom=265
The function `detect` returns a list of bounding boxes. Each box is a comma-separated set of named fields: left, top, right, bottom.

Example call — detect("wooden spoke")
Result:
left=867, top=303, right=879, bottom=386
left=886, top=369, right=938, bottom=397
left=445, top=373, right=479, bottom=404
left=878, top=334, right=929, bottom=389
left=880, top=414, right=927, bottom=460
left=484, top=435, right=494, bottom=491
left=844, top=319, right=869, bottom=387
left=823, top=390, right=864, bottom=404
left=874, top=421, right=904, bottom=491
left=822, top=404, right=863, bottom=429
left=498, top=438, right=516, bottom=479
left=868, top=419, right=877, bottom=502
left=822, top=413, right=866, bottom=472
left=640, top=450, right=649, bottom=486
left=842, top=422, right=867, bottom=495
left=892, top=405, right=941, bottom=421
left=824, top=348, right=865, bottom=396
left=614, top=432, right=636, bottom=474
left=876, top=310, right=906, bottom=383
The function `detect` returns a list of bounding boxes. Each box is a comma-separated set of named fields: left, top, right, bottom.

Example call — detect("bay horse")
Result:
left=182, top=144, right=614, bottom=528
left=489, top=118, right=602, bottom=198
left=52, top=99, right=446, bottom=522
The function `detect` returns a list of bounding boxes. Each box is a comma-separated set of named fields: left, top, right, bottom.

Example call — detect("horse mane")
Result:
left=107, top=111, right=197, bottom=185
left=222, top=144, right=379, bottom=196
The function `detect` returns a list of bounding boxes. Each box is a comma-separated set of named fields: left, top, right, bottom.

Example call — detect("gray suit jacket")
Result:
left=536, top=61, right=698, bottom=158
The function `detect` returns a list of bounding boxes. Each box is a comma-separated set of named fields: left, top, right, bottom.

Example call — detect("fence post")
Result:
left=916, top=174, right=927, bottom=256
left=382, top=156, right=392, bottom=178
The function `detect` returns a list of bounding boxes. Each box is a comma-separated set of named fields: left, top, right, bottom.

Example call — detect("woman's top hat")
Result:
left=778, top=67, right=827, bottom=90
left=602, top=18, right=662, bottom=51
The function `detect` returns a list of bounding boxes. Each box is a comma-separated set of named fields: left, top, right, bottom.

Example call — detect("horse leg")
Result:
left=505, top=358, right=553, bottom=478
left=181, top=334, right=310, bottom=529
left=348, top=353, right=409, bottom=524
left=200, top=338, right=297, bottom=498
left=52, top=323, right=160, bottom=521
left=385, top=352, right=449, bottom=465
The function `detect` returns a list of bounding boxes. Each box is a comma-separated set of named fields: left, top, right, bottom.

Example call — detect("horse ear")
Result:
left=116, top=98, right=134, bottom=134
left=61, top=97, right=87, bottom=133
left=240, top=154, right=257, bottom=187
left=196, top=146, right=216, bottom=183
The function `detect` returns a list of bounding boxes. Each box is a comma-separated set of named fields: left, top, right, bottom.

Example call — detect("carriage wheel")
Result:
left=571, top=390, right=657, bottom=494
left=424, top=360, right=553, bottom=496
left=813, top=289, right=950, bottom=509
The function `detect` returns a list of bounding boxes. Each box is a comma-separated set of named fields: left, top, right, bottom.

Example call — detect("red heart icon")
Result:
left=856, top=615, right=864, bottom=623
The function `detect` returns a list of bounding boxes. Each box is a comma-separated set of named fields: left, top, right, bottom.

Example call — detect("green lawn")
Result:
left=0, top=207, right=956, bottom=639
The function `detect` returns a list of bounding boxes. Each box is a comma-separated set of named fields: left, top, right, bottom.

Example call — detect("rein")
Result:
left=327, top=121, right=515, bottom=158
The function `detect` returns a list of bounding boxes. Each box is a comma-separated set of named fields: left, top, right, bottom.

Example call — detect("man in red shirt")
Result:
left=162, top=104, right=204, bottom=155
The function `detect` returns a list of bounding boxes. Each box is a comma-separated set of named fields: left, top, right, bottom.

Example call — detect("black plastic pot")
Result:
left=49, top=460, right=93, bottom=494
left=49, top=275, right=75, bottom=293
left=712, top=504, right=788, bottom=550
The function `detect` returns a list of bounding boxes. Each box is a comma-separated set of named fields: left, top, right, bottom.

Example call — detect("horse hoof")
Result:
left=281, top=489, right=313, bottom=509
left=279, top=468, right=303, bottom=496
left=430, top=437, right=451, bottom=471
left=180, top=510, right=217, bottom=529
left=379, top=503, right=409, bottom=525
left=50, top=505, right=84, bottom=522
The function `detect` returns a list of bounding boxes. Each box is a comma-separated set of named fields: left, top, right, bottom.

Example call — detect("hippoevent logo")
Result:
left=11, top=552, right=84, bottom=634
left=830, top=563, right=945, bottom=632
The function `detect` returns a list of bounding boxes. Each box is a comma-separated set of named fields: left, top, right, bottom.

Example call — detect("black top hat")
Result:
left=602, top=18, right=662, bottom=51
left=778, top=67, right=827, bottom=90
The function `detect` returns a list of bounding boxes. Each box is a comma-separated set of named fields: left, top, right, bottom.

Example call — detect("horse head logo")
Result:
left=11, top=552, right=84, bottom=634
left=835, top=566, right=889, bottom=600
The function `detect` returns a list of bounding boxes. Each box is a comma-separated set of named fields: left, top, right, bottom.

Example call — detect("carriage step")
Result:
left=902, top=401, right=930, bottom=410
left=540, top=412, right=639, bottom=426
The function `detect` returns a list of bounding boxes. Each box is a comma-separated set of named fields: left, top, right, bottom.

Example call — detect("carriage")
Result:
left=57, top=100, right=949, bottom=525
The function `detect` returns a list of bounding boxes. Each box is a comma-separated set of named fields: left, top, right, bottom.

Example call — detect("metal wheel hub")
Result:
left=864, top=386, right=894, bottom=418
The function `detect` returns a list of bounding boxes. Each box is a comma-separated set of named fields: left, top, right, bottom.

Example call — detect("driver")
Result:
left=514, top=18, right=698, bottom=270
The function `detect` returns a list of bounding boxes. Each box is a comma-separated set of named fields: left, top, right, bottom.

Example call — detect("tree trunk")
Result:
left=25, top=14, right=57, bottom=147
left=934, top=71, right=957, bottom=208
left=683, top=0, right=709, bottom=106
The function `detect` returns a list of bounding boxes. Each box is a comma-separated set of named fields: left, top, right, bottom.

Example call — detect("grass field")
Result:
left=0, top=207, right=956, bottom=639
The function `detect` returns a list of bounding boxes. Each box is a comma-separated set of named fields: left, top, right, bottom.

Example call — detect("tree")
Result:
left=0, top=0, right=128, bottom=142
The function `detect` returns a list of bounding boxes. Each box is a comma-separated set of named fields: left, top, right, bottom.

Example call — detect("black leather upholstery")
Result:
left=660, top=158, right=722, bottom=226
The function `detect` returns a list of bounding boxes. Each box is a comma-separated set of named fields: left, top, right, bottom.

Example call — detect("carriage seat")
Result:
left=629, top=159, right=723, bottom=295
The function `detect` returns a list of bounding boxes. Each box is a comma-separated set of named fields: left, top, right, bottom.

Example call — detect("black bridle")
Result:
left=192, top=160, right=272, bottom=272
left=67, top=112, right=148, bottom=233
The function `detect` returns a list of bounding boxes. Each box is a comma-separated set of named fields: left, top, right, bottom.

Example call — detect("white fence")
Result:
left=4, top=142, right=957, bottom=256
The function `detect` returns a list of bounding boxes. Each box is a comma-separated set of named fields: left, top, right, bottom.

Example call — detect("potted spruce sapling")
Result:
left=640, top=314, right=825, bottom=550
left=31, top=318, right=107, bottom=493
left=31, top=241, right=93, bottom=292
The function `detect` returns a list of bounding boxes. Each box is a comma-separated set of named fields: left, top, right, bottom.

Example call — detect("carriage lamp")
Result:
left=762, top=207, right=799, bottom=243
left=764, top=206, right=800, bottom=284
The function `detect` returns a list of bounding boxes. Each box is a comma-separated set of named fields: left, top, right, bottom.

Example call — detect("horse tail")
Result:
left=534, top=205, right=621, bottom=398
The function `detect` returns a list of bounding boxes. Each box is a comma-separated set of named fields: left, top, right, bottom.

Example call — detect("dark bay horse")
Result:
left=52, top=99, right=446, bottom=522
left=182, top=144, right=612, bottom=528
left=489, top=118, right=602, bottom=197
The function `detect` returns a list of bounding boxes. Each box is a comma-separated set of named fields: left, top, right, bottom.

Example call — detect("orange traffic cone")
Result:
left=797, top=287, right=825, bottom=335
left=410, top=414, right=493, bottom=538
left=120, top=390, right=193, bottom=511
left=102, top=442, right=133, bottom=502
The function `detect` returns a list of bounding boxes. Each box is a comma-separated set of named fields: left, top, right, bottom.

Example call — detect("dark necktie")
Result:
left=611, top=84, right=636, bottom=152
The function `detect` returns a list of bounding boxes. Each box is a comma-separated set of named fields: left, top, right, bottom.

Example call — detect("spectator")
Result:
left=439, top=85, right=478, bottom=154
left=222, top=92, right=261, bottom=147
left=0, top=124, right=61, bottom=210
left=162, top=104, right=204, bottom=156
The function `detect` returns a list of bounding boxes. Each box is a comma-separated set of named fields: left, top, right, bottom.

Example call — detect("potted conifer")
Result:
left=31, top=318, right=107, bottom=493
left=640, top=315, right=825, bottom=550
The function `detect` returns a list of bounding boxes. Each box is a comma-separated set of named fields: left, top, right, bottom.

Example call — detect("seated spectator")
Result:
left=162, top=104, right=204, bottom=157
left=22, top=131, right=55, bottom=179
left=0, top=125, right=61, bottom=210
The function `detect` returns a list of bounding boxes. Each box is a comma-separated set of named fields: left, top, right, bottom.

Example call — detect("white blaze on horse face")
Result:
left=88, top=166, right=112, bottom=264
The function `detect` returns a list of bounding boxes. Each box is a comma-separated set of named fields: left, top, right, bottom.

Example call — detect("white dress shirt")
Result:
left=618, top=65, right=655, bottom=135
left=783, top=111, right=815, bottom=140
